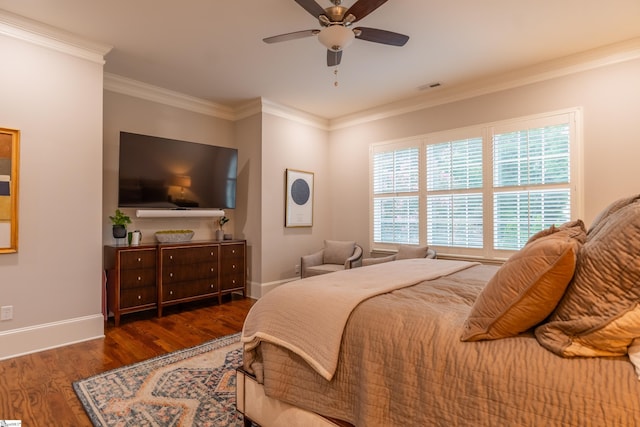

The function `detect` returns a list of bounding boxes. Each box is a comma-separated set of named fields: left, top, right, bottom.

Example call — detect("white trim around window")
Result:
left=369, top=107, right=583, bottom=262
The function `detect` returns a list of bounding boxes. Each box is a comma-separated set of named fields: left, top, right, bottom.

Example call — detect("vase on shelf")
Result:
left=215, top=229, right=224, bottom=240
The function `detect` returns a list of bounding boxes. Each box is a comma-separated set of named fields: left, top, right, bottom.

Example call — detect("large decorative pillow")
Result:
left=396, top=245, right=429, bottom=260
left=323, top=240, right=356, bottom=265
left=586, top=193, right=640, bottom=240
left=460, top=220, right=586, bottom=342
left=525, top=219, right=584, bottom=245
left=535, top=201, right=640, bottom=357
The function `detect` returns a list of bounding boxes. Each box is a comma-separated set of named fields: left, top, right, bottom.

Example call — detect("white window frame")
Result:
left=369, top=108, right=583, bottom=261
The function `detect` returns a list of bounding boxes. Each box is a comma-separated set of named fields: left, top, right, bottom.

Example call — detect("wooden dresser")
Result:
left=104, top=240, right=246, bottom=326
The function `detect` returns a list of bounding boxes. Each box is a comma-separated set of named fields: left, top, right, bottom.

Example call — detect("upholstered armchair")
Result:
left=301, top=240, right=363, bottom=278
left=362, top=245, right=436, bottom=266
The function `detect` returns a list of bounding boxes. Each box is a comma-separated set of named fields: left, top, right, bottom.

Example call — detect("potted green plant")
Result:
left=216, top=216, right=229, bottom=240
left=109, top=209, right=132, bottom=239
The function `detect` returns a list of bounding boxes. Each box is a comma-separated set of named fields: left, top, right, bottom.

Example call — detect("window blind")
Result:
left=372, top=147, right=420, bottom=244
left=369, top=109, right=579, bottom=258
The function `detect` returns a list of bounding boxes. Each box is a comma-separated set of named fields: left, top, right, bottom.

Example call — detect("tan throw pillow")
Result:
left=587, top=193, right=640, bottom=240
left=526, top=219, right=584, bottom=245
left=535, top=201, right=640, bottom=357
left=395, top=245, right=429, bottom=260
left=460, top=221, right=586, bottom=342
left=323, top=240, right=356, bottom=265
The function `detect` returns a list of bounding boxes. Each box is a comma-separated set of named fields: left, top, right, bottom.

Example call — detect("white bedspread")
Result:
left=241, top=258, right=477, bottom=380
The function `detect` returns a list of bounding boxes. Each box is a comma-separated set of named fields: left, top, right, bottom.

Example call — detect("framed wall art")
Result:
left=285, top=169, right=313, bottom=227
left=0, top=127, right=19, bottom=253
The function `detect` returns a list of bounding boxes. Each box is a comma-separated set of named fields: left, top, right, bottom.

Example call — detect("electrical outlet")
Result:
left=295, top=264, right=300, bottom=274
left=0, top=305, right=13, bottom=321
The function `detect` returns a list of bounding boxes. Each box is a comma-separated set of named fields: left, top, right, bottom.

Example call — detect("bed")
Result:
left=238, top=195, right=640, bottom=426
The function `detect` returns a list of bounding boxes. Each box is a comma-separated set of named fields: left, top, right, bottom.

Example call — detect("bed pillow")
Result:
left=461, top=220, right=586, bottom=342
left=586, top=193, right=640, bottom=240
left=396, top=245, right=429, bottom=260
left=535, top=201, right=640, bottom=357
left=323, top=240, right=356, bottom=265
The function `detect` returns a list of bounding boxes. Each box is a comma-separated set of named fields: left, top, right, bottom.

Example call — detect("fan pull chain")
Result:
left=334, top=66, right=339, bottom=87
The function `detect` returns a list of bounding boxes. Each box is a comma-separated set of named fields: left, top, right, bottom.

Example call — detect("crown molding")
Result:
left=259, top=98, right=329, bottom=130
left=104, top=73, right=236, bottom=120
left=234, top=97, right=329, bottom=129
left=104, top=73, right=330, bottom=129
left=105, top=36, right=640, bottom=130
left=329, top=37, right=640, bottom=130
left=0, top=10, right=111, bottom=64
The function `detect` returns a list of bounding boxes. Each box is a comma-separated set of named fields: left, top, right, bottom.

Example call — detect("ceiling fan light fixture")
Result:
left=318, top=25, right=355, bottom=51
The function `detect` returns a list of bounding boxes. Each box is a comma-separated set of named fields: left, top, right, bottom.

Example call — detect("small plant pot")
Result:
left=215, top=229, right=224, bottom=241
left=112, top=225, right=127, bottom=239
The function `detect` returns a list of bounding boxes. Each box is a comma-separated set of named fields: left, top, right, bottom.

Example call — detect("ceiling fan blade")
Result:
left=354, top=27, right=409, bottom=46
left=263, top=29, right=320, bottom=44
left=294, top=0, right=327, bottom=19
left=327, top=50, right=342, bottom=67
left=344, top=0, right=389, bottom=22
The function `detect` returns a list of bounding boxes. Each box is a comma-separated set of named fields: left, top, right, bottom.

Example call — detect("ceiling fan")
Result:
left=263, top=0, right=409, bottom=67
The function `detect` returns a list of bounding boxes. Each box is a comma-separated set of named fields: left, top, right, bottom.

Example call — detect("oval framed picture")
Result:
left=285, top=169, right=314, bottom=227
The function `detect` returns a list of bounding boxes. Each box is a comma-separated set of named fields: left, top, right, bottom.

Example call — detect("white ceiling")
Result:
left=1, top=0, right=640, bottom=119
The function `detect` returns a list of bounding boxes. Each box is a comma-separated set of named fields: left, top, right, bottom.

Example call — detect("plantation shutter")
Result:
left=426, top=137, right=483, bottom=248
left=493, top=121, right=572, bottom=250
left=369, top=109, right=579, bottom=259
left=372, top=146, right=420, bottom=244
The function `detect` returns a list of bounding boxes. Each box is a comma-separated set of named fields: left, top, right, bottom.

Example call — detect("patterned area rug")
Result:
left=73, top=333, right=247, bottom=426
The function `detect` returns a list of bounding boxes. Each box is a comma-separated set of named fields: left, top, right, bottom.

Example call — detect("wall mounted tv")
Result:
left=118, top=132, right=238, bottom=210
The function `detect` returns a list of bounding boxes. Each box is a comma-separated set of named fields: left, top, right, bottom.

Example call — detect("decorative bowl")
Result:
left=155, top=230, right=195, bottom=243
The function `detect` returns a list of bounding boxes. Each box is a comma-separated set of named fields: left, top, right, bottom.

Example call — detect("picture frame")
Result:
left=285, top=169, right=314, bottom=227
left=0, top=127, right=20, bottom=254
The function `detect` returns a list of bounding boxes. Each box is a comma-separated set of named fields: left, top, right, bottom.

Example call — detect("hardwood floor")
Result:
left=0, top=294, right=256, bottom=426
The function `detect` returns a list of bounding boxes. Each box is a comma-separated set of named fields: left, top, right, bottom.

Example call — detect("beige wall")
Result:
left=259, top=113, right=330, bottom=286
left=0, top=33, right=105, bottom=358
left=329, top=58, right=640, bottom=255
left=234, top=113, right=262, bottom=293
left=102, top=91, right=236, bottom=244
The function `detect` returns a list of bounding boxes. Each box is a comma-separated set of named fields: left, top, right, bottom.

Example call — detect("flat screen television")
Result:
left=118, top=132, right=237, bottom=209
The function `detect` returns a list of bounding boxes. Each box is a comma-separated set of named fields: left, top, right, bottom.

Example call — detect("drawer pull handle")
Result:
left=170, top=290, right=173, bottom=295
left=210, top=284, right=214, bottom=288
left=138, top=295, right=141, bottom=300
left=232, top=279, right=236, bottom=284
left=169, top=273, right=173, bottom=278
left=137, top=276, right=141, bottom=281
left=232, top=264, right=236, bottom=269
left=211, top=267, right=214, bottom=272
left=232, top=249, right=236, bottom=254
left=211, top=251, right=214, bottom=256
left=170, top=255, right=173, bottom=260
left=137, top=257, right=141, bottom=262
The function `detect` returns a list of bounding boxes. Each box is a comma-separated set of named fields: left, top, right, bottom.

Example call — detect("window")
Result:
left=372, top=145, right=420, bottom=244
left=370, top=109, right=580, bottom=259
left=426, top=137, right=484, bottom=249
left=492, top=120, right=572, bottom=250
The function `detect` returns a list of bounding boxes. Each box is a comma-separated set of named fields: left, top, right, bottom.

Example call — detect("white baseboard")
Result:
left=0, top=314, right=105, bottom=360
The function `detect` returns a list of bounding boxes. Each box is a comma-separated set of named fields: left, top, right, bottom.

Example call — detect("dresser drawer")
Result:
left=162, top=246, right=218, bottom=265
left=120, top=286, right=157, bottom=308
left=120, top=249, right=156, bottom=270
left=120, top=268, right=156, bottom=289
left=162, top=262, right=217, bottom=283
left=163, top=280, right=217, bottom=301
left=220, top=243, right=244, bottom=262
left=220, top=271, right=244, bottom=292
